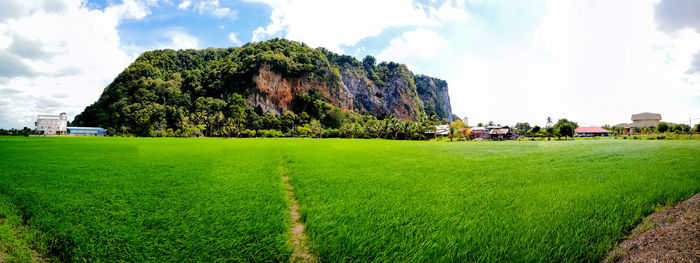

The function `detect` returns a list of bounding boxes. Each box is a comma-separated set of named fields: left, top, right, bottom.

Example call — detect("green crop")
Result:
left=0, top=137, right=698, bottom=262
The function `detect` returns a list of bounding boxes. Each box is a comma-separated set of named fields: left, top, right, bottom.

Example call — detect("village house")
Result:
left=468, top=126, right=516, bottom=140
left=470, top=127, right=489, bottom=140
left=575, top=127, right=612, bottom=137
left=487, top=126, right=517, bottom=140
left=425, top=125, right=450, bottom=137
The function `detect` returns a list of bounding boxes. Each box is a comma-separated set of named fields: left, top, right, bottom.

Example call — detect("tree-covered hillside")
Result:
left=73, top=38, right=452, bottom=137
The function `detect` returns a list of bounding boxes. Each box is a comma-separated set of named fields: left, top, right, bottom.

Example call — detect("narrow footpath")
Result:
left=277, top=151, right=317, bottom=263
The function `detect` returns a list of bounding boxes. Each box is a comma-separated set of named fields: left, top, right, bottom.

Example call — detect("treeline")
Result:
left=512, top=119, right=578, bottom=139
left=88, top=90, right=446, bottom=139
left=601, top=122, right=697, bottom=135
left=0, top=127, right=37, bottom=136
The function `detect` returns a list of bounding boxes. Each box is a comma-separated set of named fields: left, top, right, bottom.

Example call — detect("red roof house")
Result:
left=575, top=127, right=612, bottom=137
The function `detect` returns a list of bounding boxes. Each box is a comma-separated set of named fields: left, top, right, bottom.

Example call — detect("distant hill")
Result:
left=73, top=38, right=452, bottom=135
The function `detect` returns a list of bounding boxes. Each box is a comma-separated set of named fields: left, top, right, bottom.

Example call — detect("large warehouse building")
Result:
left=67, top=127, right=107, bottom=136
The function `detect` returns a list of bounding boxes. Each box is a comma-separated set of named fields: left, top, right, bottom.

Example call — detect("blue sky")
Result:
left=1, top=0, right=699, bottom=128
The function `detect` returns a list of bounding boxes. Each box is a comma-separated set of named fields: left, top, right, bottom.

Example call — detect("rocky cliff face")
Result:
left=247, top=63, right=448, bottom=121
left=334, top=62, right=424, bottom=121
left=414, top=75, right=453, bottom=121
left=248, top=65, right=351, bottom=114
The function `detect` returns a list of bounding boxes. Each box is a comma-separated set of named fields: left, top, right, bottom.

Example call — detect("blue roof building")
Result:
left=67, top=127, right=107, bottom=136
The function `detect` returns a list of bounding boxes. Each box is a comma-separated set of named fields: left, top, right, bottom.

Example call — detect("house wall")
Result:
left=632, top=119, right=660, bottom=127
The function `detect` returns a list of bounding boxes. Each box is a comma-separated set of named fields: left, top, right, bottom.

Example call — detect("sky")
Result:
left=0, top=0, right=699, bottom=129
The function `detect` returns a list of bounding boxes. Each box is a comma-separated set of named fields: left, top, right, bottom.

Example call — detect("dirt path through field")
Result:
left=603, top=193, right=700, bottom=263
left=275, top=149, right=317, bottom=263
left=282, top=173, right=317, bottom=263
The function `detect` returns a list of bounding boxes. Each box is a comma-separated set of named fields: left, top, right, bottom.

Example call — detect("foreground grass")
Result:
left=281, top=139, right=700, bottom=262
left=0, top=137, right=290, bottom=262
left=0, top=194, right=48, bottom=262
left=0, top=137, right=698, bottom=262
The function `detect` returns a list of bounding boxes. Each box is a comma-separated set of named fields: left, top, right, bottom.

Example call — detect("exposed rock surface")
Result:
left=249, top=63, right=450, bottom=121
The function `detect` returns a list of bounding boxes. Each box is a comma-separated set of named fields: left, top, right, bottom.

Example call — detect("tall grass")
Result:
left=281, top=139, right=700, bottom=262
left=0, top=137, right=290, bottom=262
left=0, top=138, right=698, bottom=262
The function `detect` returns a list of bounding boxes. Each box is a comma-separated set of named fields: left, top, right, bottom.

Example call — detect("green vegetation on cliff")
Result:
left=73, top=39, right=452, bottom=137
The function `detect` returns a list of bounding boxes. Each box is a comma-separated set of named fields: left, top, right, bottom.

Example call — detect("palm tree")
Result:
left=546, top=117, right=553, bottom=141
left=420, top=119, right=435, bottom=140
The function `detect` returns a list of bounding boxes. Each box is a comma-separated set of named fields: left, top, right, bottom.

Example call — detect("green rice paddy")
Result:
left=0, top=137, right=698, bottom=262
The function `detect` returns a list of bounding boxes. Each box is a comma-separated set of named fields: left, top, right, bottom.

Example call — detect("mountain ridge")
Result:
left=73, top=38, right=452, bottom=136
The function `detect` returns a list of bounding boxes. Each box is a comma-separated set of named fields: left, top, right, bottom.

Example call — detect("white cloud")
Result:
left=427, top=0, right=469, bottom=24
left=106, top=0, right=157, bottom=20
left=377, top=29, right=448, bottom=62
left=228, top=32, right=241, bottom=45
left=251, top=26, right=266, bottom=42
left=446, top=0, right=700, bottom=127
left=247, top=0, right=431, bottom=50
left=177, top=0, right=237, bottom=19
left=165, top=30, right=199, bottom=49
left=0, top=0, right=156, bottom=128
left=196, top=0, right=237, bottom=19
left=178, top=0, right=191, bottom=9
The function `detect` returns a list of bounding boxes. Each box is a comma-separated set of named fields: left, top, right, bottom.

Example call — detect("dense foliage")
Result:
left=73, top=39, right=450, bottom=138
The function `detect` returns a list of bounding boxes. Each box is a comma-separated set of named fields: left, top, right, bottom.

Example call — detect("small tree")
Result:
left=448, top=120, right=467, bottom=142
left=546, top=126, right=554, bottom=140
left=682, top=124, right=691, bottom=133
left=514, top=122, right=531, bottom=137
left=558, top=123, right=574, bottom=140
left=656, top=122, right=669, bottom=133
left=552, top=118, right=578, bottom=140
left=322, top=107, right=346, bottom=129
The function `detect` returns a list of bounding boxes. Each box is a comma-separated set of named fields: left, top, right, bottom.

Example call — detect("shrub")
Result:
left=257, top=129, right=283, bottom=138
left=242, top=129, right=256, bottom=137
left=656, top=135, right=665, bottom=140
left=323, top=129, right=340, bottom=138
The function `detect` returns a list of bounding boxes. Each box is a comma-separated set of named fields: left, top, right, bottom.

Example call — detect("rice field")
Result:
left=0, top=137, right=698, bottom=262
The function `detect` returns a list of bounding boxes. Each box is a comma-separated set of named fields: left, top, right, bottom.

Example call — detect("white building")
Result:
left=617, top=112, right=664, bottom=128
left=35, top=113, right=68, bottom=135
